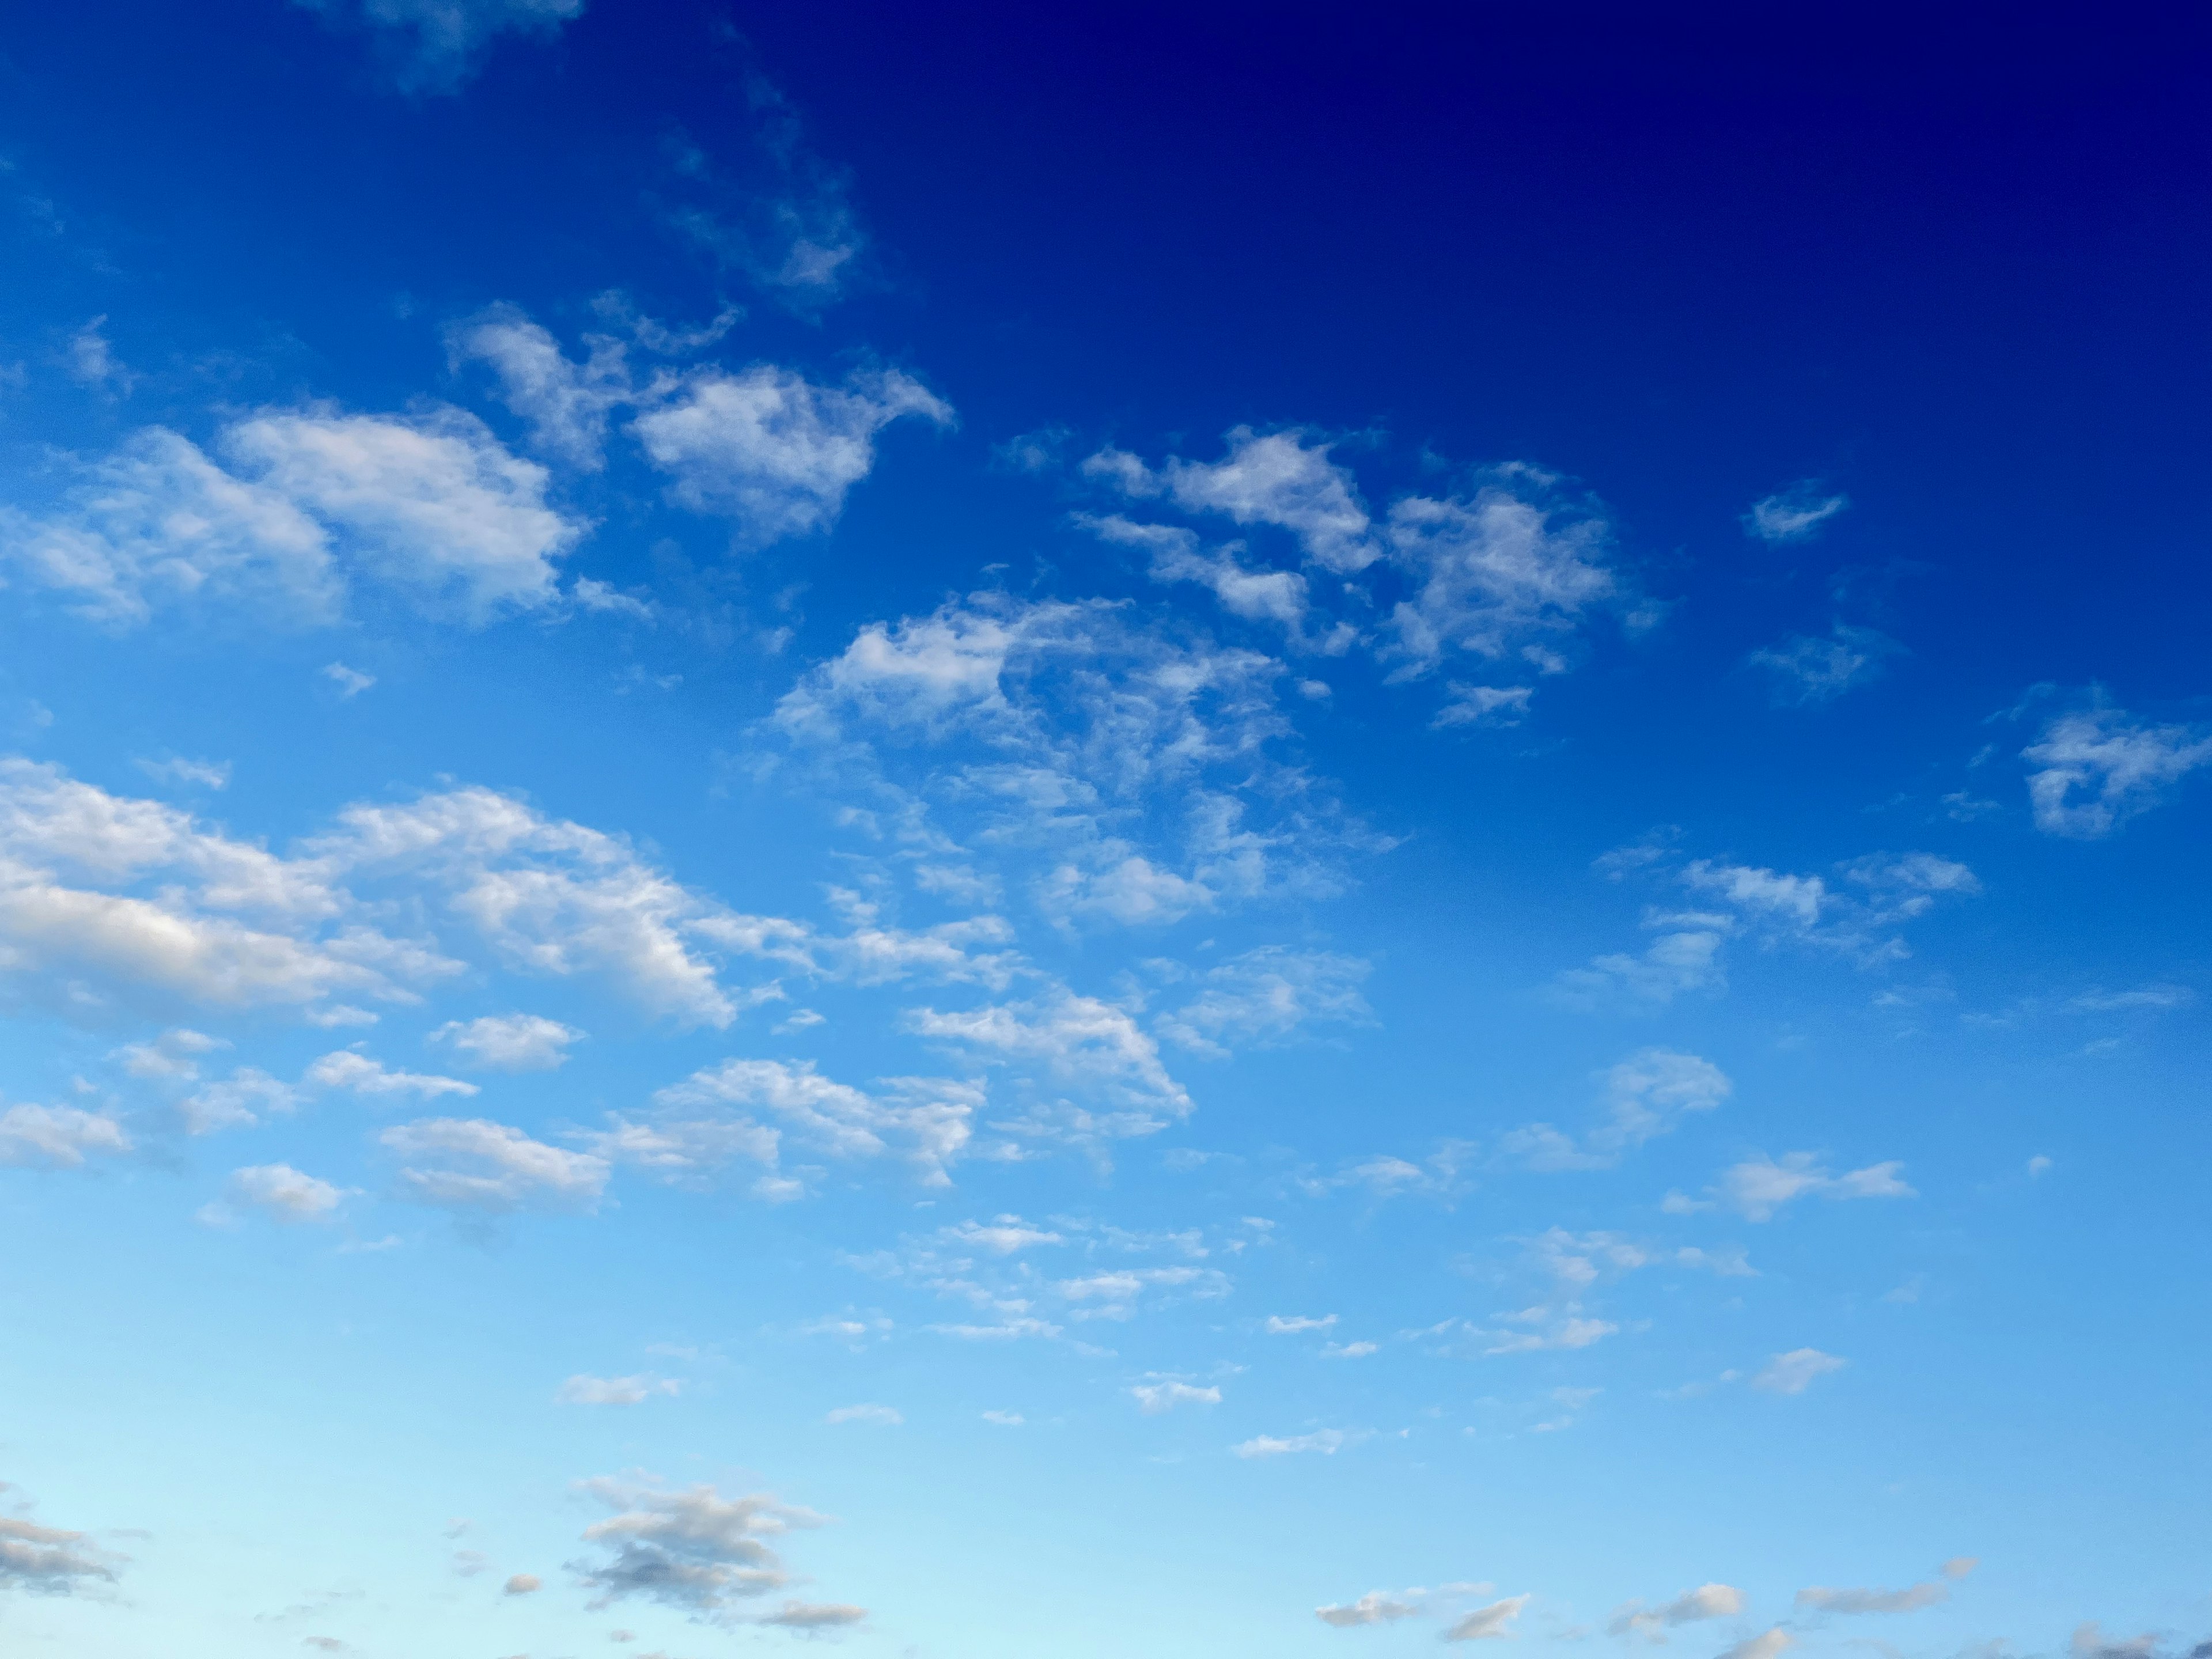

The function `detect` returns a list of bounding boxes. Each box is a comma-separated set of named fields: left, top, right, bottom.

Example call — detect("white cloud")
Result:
left=1796, top=1580, right=1950, bottom=1615
left=381, top=1117, right=609, bottom=1213
left=448, top=305, right=631, bottom=469
left=180, top=1067, right=301, bottom=1134
left=308, top=1048, right=479, bottom=1099
left=431, top=1013, right=583, bottom=1071
left=1744, top=484, right=1849, bottom=543
left=1749, top=624, right=1903, bottom=704
left=1752, top=1348, right=1847, bottom=1395
left=981, top=1410, right=1024, bottom=1426
left=1232, top=1429, right=1347, bottom=1458
left=1443, top=1594, right=1531, bottom=1642
left=1433, top=683, right=1534, bottom=728
left=1266, top=1314, right=1337, bottom=1334
left=944, top=1216, right=1062, bottom=1254
left=557, top=1374, right=681, bottom=1406
left=907, top=989, right=1190, bottom=1135
left=824, top=1403, right=902, bottom=1426
left=630, top=365, right=950, bottom=543
left=224, top=1162, right=346, bottom=1222
left=1717, top=1628, right=1796, bottom=1659
left=323, top=662, right=375, bottom=697
left=1482, top=1306, right=1619, bottom=1355
left=68, top=315, right=134, bottom=395
left=505, top=1571, right=541, bottom=1594
left=1088, top=427, right=1378, bottom=572
left=2023, top=706, right=2212, bottom=837
left=296, top=0, right=585, bottom=94
left=1609, top=1583, right=1747, bottom=1638
left=1318, top=1591, right=1422, bottom=1627
left=1500, top=1048, right=1730, bottom=1170
left=1688, top=1152, right=1915, bottom=1222
left=624, top=1056, right=977, bottom=1188
left=1551, top=928, right=1726, bottom=1009
left=223, top=404, right=579, bottom=622
left=115, top=1025, right=226, bottom=1080
left=1382, top=476, right=1617, bottom=674
left=1092, top=516, right=1323, bottom=645
left=0, top=404, right=583, bottom=628
left=569, top=1476, right=826, bottom=1617
left=1155, top=946, right=1372, bottom=1056
left=1130, top=1380, right=1220, bottom=1414
left=0, top=1102, right=132, bottom=1168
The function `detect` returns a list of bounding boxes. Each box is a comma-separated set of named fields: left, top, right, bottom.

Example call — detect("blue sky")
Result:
left=1, top=3, right=2209, bottom=1657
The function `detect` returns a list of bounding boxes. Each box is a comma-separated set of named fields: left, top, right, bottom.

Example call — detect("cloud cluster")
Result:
left=568, top=1476, right=835, bottom=1621
left=1499, top=1048, right=1731, bottom=1170
left=2023, top=704, right=2212, bottom=838
left=0, top=1488, right=124, bottom=1596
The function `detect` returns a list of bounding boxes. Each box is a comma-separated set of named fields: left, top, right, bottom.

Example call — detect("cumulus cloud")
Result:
left=907, top=989, right=1189, bottom=1138
left=447, top=305, right=630, bottom=469
left=180, top=1067, right=301, bottom=1134
left=1749, top=623, right=1903, bottom=704
left=295, top=0, right=585, bottom=94
left=1155, top=946, right=1372, bottom=1057
left=2023, top=706, right=2212, bottom=838
left=1744, top=483, right=1849, bottom=543
left=1233, top=1429, right=1348, bottom=1458
left=824, top=1403, right=902, bottom=1426
left=557, top=1374, right=681, bottom=1406
left=1087, top=427, right=1377, bottom=572
left=1717, top=1628, right=1796, bottom=1659
left=567, top=1476, right=826, bottom=1618
left=431, top=1013, right=584, bottom=1071
left=1266, top=1314, right=1337, bottom=1334
left=1444, top=1595, right=1531, bottom=1641
left=504, top=1571, right=541, bottom=1594
left=1673, top=1152, right=1914, bottom=1222
left=0, top=1103, right=132, bottom=1168
left=308, top=1048, right=478, bottom=1099
left=775, top=591, right=1365, bottom=930
left=1130, top=1380, right=1220, bottom=1414
left=1609, top=1583, right=1747, bottom=1638
left=1751, top=1348, right=1847, bottom=1395
left=1796, top=1579, right=1950, bottom=1615
left=381, top=1117, right=609, bottom=1213
left=630, top=365, right=949, bottom=543
left=612, top=1056, right=977, bottom=1190
left=1318, top=1591, right=1422, bottom=1627
left=222, top=1162, right=347, bottom=1223
left=0, top=406, right=583, bottom=628
left=1500, top=1048, right=1731, bottom=1170
left=1090, top=516, right=1331, bottom=651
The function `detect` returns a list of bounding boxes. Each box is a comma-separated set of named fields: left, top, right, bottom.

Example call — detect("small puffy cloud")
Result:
left=824, top=1404, right=902, bottom=1426
left=1434, top=683, right=1534, bottom=728
left=323, top=662, right=375, bottom=697
left=431, top=1013, right=584, bottom=1071
left=760, top=1600, right=868, bottom=1629
left=1749, top=624, right=1903, bottom=704
left=1266, top=1314, right=1337, bottom=1334
left=1155, top=946, right=1372, bottom=1058
left=981, top=1410, right=1024, bottom=1426
left=1232, top=1429, right=1347, bottom=1458
left=1130, top=1381, right=1220, bottom=1414
left=447, top=305, right=630, bottom=469
left=630, top=365, right=950, bottom=544
left=0, top=1103, right=132, bottom=1169
left=1690, top=1152, right=1915, bottom=1222
left=2023, top=706, right=2212, bottom=838
left=556, top=1374, right=681, bottom=1406
left=1444, top=1594, right=1531, bottom=1642
left=1744, top=483, right=1849, bottom=543
left=1752, top=1348, right=1847, bottom=1395
left=181, top=1067, right=301, bottom=1135
left=382, top=1117, right=609, bottom=1213
left=68, top=315, right=134, bottom=394
left=296, top=0, right=585, bottom=94
left=308, top=1048, right=478, bottom=1100
left=504, top=1572, right=542, bottom=1595
left=0, top=406, right=583, bottom=629
left=1717, top=1628, right=1796, bottom=1659
left=567, top=1475, right=826, bottom=1617
left=1318, top=1591, right=1421, bottom=1627
left=224, top=1162, right=347, bottom=1223
left=1609, top=1583, right=1747, bottom=1638
left=1089, top=427, right=1377, bottom=573
left=115, top=1025, right=226, bottom=1080
left=944, top=1216, right=1062, bottom=1254
left=1501, top=1047, right=1730, bottom=1171
left=1551, top=928, right=1726, bottom=1010
left=1796, top=1580, right=1949, bottom=1615
left=906, top=988, right=1191, bottom=1132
